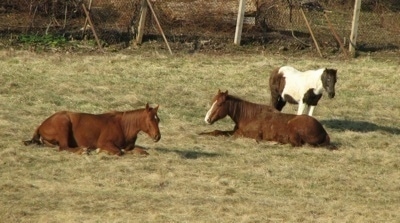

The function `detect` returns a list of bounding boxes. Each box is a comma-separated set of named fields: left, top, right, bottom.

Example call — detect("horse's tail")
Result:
left=23, top=126, right=42, bottom=146
left=322, top=134, right=338, bottom=150
left=324, top=134, right=330, bottom=145
left=269, top=67, right=286, bottom=111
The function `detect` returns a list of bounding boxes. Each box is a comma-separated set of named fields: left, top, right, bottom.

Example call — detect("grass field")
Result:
left=0, top=48, right=399, bottom=222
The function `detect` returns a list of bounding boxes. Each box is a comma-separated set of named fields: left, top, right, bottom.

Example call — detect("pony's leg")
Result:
left=276, top=98, right=286, bottom=111
left=270, top=90, right=279, bottom=109
left=308, top=106, right=316, bottom=116
left=271, top=95, right=286, bottom=111
left=297, top=102, right=306, bottom=115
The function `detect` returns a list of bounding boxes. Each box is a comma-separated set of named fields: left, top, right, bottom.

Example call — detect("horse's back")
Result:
left=272, top=66, right=302, bottom=91
left=278, top=66, right=322, bottom=102
left=29, top=111, right=73, bottom=146
left=67, top=112, right=123, bottom=143
left=38, top=111, right=118, bottom=144
left=280, top=66, right=323, bottom=77
left=279, top=66, right=300, bottom=76
left=288, top=115, right=326, bottom=133
left=67, top=112, right=116, bottom=127
left=288, top=115, right=329, bottom=146
left=39, top=111, right=71, bottom=130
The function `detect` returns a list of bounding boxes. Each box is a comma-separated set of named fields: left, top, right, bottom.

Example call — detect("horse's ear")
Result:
left=218, top=89, right=221, bottom=94
left=145, top=103, right=150, bottom=111
left=154, top=105, right=159, bottom=113
left=224, top=90, right=228, bottom=95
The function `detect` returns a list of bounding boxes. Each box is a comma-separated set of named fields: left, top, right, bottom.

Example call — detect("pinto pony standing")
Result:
left=269, top=66, right=337, bottom=116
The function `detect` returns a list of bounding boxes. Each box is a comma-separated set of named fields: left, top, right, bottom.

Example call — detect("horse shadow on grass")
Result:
left=320, top=119, right=400, bottom=134
left=154, top=147, right=221, bottom=159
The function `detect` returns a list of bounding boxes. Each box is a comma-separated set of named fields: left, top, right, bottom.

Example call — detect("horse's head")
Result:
left=322, top=69, right=337, bottom=99
left=204, top=90, right=229, bottom=124
left=143, top=103, right=161, bottom=142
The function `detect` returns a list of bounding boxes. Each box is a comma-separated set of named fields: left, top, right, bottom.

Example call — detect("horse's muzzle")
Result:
left=205, top=118, right=214, bottom=125
left=328, top=92, right=335, bottom=98
left=153, top=134, right=161, bottom=142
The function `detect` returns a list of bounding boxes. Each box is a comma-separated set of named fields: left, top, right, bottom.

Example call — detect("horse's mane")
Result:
left=119, top=109, right=146, bottom=137
left=226, top=94, right=275, bottom=120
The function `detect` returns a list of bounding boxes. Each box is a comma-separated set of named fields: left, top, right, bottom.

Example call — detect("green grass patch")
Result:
left=17, top=34, right=67, bottom=47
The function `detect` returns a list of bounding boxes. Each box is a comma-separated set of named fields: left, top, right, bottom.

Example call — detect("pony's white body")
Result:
left=279, top=66, right=325, bottom=116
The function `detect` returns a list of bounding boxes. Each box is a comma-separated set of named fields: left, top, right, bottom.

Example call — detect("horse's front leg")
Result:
left=124, top=145, right=150, bottom=156
left=63, top=147, right=90, bottom=155
left=199, top=130, right=235, bottom=136
left=97, top=143, right=123, bottom=156
left=124, top=137, right=137, bottom=151
left=123, top=142, right=149, bottom=156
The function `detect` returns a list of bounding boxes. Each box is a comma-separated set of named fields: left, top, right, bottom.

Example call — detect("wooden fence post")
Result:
left=136, top=0, right=148, bottom=45
left=349, top=0, right=362, bottom=57
left=234, top=0, right=246, bottom=45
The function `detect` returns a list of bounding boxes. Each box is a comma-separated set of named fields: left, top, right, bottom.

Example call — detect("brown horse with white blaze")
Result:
left=201, top=90, right=332, bottom=148
left=23, top=103, right=161, bottom=155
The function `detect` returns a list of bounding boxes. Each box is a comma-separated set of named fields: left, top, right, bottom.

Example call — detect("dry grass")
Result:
left=0, top=49, right=399, bottom=223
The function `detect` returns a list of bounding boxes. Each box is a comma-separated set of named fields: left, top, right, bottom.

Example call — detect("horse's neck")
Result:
left=120, top=110, right=143, bottom=139
left=227, top=100, right=264, bottom=124
left=227, top=100, right=239, bottom=124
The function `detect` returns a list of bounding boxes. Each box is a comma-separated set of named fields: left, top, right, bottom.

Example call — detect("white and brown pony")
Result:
left=269, top=66, right=337, bottom=116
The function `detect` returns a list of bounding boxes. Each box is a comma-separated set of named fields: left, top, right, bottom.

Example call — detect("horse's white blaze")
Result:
left=205, top=100, right=217, bottom=124
left=279, top=66, right=325, bottom=116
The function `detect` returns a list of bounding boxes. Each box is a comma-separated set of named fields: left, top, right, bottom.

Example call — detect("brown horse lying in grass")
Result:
left=236, top=112, right=331, bottom=147
left=24, top=103, right=161, bottom=155
left=201, top=90, right=333, bottom=148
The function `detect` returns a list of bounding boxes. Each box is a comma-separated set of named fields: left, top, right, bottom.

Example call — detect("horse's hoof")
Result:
left=80, top=148, right=88, bottom=155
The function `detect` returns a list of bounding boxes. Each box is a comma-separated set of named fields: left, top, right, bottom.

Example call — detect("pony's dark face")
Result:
left=143, top=104, right=161, bottom=142
left=204, top=90, right=229, bottom=124
left=322, top=69, right=337, bottom=99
